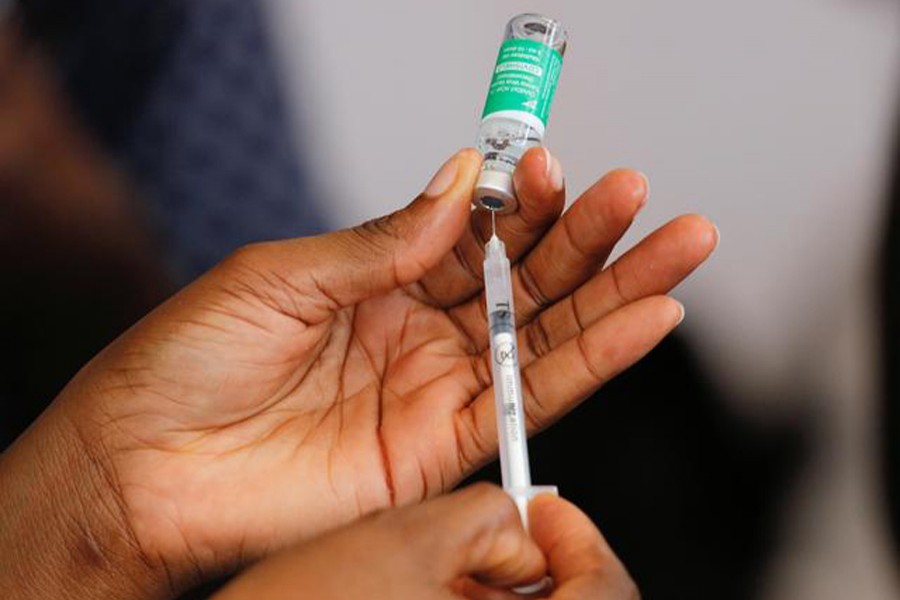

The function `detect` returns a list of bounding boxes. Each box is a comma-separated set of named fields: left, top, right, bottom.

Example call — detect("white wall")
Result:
left=266, top=0, right=899, bottom=415
left=264, top=1, right=900, bottom=597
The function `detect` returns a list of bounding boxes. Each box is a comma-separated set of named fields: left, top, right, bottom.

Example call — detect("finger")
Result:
left=517, top=214, right=717, bottom=367
left=220, top=149, right=481, bottom=324
left=515, top=296, right=682, bottom=430
left=511, top=169, right=648, bottom=321
left=403, top=483, right=546, bottom=589
left=414, top=148, right=566, bottom=308
left=456, top=296, right=683, bottom=467
left=528, top=496, right=639, bottom=600
left=450, top=169, right=648, bottom=350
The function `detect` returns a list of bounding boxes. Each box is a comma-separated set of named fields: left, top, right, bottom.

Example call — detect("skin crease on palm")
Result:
left=46, top=147, right=717, bottom=590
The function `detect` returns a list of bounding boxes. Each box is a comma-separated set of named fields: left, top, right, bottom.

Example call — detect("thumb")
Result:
left=283, top=149, right=481, bottom=315
left=404, top=484, right=546, bottom=590
left=528, top=495, right=639, bottom=600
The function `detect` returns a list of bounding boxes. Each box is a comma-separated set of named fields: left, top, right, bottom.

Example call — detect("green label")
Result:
left=481, top=38, right=563, bottom=127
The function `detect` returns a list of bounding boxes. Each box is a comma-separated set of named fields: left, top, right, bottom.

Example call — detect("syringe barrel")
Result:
left=488, top=312, right=532, bottom=491
left=484, top=236, right=532, bottom=491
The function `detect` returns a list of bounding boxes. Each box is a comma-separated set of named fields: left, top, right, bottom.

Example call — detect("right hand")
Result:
left=214, top=483, right=640, bottom=600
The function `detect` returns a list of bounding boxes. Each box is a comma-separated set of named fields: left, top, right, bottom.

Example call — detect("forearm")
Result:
left=0, top=404, right=162, bottom=600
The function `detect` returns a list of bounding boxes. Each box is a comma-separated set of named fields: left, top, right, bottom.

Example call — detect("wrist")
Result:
left=0, top=401, right=166, bottom=600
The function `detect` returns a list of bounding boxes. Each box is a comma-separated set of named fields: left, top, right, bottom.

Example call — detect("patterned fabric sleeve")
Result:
left=16, top=0, right=328, bottom=282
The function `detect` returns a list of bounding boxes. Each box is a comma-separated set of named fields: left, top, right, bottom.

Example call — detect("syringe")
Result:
left=483, top=226, right=557, bottom=530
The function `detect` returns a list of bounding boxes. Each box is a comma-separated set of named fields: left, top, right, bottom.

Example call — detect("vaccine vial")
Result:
left=474, top=14, right=567, bottom=213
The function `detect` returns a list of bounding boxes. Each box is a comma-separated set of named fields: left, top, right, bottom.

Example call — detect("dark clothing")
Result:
left=17, top=0, right=327, bottom=282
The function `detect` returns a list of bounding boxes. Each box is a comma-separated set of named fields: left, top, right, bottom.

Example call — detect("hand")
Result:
left=214, top=483, right=640, bottom=600
left=1, top=148, right=715, bottom=597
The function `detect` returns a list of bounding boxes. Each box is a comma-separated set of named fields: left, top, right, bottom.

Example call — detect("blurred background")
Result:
left=2, top=0, right=899, bottom=598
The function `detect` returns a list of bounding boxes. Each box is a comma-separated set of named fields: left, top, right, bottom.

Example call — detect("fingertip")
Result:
left=519, top=147, right=564, bottom=193
left=515, top=147, right=552, bottom=182
left=599, top=169, right=649, bottom=211
left=424, top=148, right=482, bottom=200
left=512, top=148, right=548, bottom=192
left=694, top=214, right=720, bottom=252
left=443, top=149, right=484, bottom=215
left=511, top=148, right=565, bottom=223
left=569, top=169, right=648, bottom=240
left=527, top=494, right=582, bottom=539
left=653, top=296, right=686, bottom=330
left=398, top=150, right=483, bottom=280
left=528, top=495, right=637, bottom=598
left=529, top=490, right=564, bottom=511
left=526, top=495, right=608, bottom=576
left=669, top=214, right=720, bottom=261
left=457, top=147, right=485, bottom=172
left=638, top=171, right=651, bottom=204
left=438, top=485, right=546, bottom=590
left=448, top=148, right=484, bottom=202
left=673, top=299, right=686, bottom=327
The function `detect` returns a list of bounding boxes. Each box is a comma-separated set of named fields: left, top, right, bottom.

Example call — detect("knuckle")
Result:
left=524, top=317, right=553, bottom=360
left=519, top=369, right=547, bottom=430
left=608, top=261, right=630, bottom=305
left=354, top=211, right=405, bottom=251
left=518, top=261, right=552, bottom=311
left=453, top=242, right=483, bottom=286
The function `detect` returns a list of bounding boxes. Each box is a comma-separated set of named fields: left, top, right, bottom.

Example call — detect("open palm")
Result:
left=60, top=149, right=716, bottom=591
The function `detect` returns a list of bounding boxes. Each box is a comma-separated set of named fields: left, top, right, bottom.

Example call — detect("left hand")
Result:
left=1, top=148, right=715, bottom=598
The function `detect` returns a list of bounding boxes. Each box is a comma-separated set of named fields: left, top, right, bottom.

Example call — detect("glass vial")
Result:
left=474, top=14, right=567, bottom=213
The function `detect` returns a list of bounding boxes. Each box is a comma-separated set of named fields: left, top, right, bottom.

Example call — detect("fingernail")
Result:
left=712, top=224, right=721, bottom=247
left=637, top=171, right=650, bottom=208
left=424, top=154, right=460, bottom=198
left=548, top=154, right=564, bottom=192
left=674, top=301, right=686, bottom=326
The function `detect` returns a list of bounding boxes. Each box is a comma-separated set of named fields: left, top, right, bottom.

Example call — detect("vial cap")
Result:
left=474, top=170, right=517, bottom=214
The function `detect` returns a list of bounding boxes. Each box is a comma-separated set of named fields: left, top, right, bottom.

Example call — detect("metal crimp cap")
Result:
left=474, top=169, right=517, bottom=214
